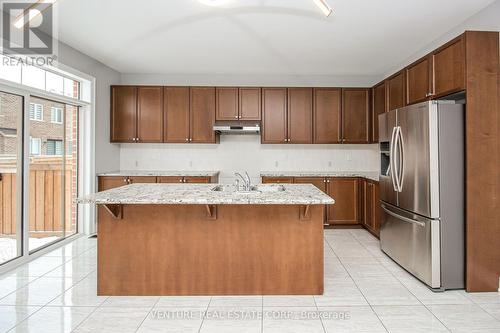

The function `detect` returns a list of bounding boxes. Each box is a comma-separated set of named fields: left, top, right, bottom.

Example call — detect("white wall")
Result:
left=383, top=0, right=500, bottom=79
left=120, top=135, right=379, bottom=183
left=120, top=73, right=377, bottom=87
left=57, top=42, right=121, bottom=173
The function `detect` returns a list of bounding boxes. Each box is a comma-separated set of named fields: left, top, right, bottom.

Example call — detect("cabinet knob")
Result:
left=185, top=138, right=189, bottom=142
left=179, top=179, right=183, bottom=182
left=123, top=178, right=128, bottom=183
left=189, top=138, right=192, bottom=142
left=235, top=115, right=238, bottom=119
left=136, top=138, right=139, bottom=142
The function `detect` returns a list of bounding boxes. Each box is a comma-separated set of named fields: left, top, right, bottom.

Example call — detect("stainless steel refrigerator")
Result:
left=378, top=100, right=465, bottom=290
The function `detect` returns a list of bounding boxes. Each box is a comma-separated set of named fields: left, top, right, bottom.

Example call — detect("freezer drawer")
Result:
left=380, top=203, right=441, bottom=289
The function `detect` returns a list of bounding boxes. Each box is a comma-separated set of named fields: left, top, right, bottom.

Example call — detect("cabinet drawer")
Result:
left=261, top=177, right=294, bottom=184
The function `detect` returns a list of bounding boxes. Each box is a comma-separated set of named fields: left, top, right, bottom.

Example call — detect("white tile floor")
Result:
left=0, top=229, right=499, bottom=332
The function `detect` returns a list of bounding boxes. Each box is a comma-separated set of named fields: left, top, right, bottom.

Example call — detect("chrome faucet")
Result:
left=235, top=171, right=251, bottom=191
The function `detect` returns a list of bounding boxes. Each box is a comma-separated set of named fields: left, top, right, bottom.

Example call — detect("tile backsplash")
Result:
left=120, top=135, right=380, bottom=183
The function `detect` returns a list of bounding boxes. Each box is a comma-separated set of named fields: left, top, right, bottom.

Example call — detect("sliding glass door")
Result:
left=27, top=97, right=79, bottom=252
left=0, top=91, right=23, bottom=265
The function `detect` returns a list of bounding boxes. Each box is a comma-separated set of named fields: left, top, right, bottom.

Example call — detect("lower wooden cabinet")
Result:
left=261, top=177, right=294, bottom=184
left=326, top=177, right=360, bottom=225
left=99, top=175, right=216, bottom=190
left=362, top=179, right=380, bottom=237
left=98, top=176, right=157, bottom=191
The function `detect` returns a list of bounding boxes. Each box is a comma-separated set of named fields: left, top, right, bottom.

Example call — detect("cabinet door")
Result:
left=128, top=176, right=157, bottom=184
left=262, top=88, right=287, bottom=144
left=326, top=177, right=360, bottom=225
left=164, top=87, right=190, bottom=143
left=184, top=176, right=211, bottom=183
left=190, top=87, right=217, bottom=143
left=216, top=87, right=239, bottom=121
left=342, top=89, right=370, bottom=144
left=261, top=177, right=294, bottom=184
left=313, top=88, right=341, bottom=144
left=158, top=176, right=184, bottom=183
left=363, top=180, right=374, bottom=230
left=239, top=88, right=261, bottom=120
left=137, top=86, right=163, bottom=143
left=98, top=176, right=129, bottom=191
left=287, top=88, right=313, bottom=144
left=406, top=57, right=432, bottom=105
left=386, top=71, right=405, bottom=111
left=373, top=181, right=381, bottom=237
left=111, top=86, right=136, bottom=142
left=432, top=36, right=465, bottom=97
left=293, top=177, right=326, bottom=192
left=372, top=82, right=386, bottom=143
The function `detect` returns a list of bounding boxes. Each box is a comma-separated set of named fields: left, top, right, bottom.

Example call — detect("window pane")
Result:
left=46, top=72, right=64, bottom=95
left=28, top=98, right=78, bottom=251
left=0, top=91, right=23, bottom=264
left=22, top=66, right=46, bottom=90
left=63, top=78, right=79, bottom=99
left=65, top=105, right=78, bottom=236
left=0, top=55, right=22, bottom=83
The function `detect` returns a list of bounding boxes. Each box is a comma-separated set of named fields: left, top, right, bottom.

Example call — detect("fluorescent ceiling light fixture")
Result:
left=198, top=0, right=230, bottom=6
left=13, top=0, right=58, bottom=29
left=313, top=0, right=333, bottom=17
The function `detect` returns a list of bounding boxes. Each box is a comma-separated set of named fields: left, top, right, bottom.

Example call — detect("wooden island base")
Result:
left=97, top=204, right=324, bottom=296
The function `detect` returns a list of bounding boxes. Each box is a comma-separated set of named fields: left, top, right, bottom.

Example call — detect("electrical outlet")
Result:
left=135, top=160, right=139, bottom=167
left=275, top=161, right=279, bottom=167
left=189, top=161, right=193, bottom=167
left=328, top=161, right=332, bottom=167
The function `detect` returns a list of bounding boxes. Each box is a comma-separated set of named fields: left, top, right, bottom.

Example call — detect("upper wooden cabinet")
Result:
left=326, top=177, right=360, bottom=225
left=137, top=87, right=163, bottom=143
left=262, top=88, right=288, bottom=143
left=371, top=82, right=386, bottom=143
left=287, top=88, right=313, bottom=144
left=164, top=87, right=190, bottom=143
left=314, top=88, right=342, bottom=144
left=216, top=87, right=239, bottom=120
left=386, top=71, right=405, bottom=112
left=239, top=88, right=261, bottom=120
left=406, top=57, right=432, bottom=105
left=111, top=86, right=137, bottom=143
left=111, top=86, right=163, bottom=143
left=262, top=88, right=313, bottom=144
left=216, top=87, right=262, bottom=121
left=342, top=89, right=370, bottom=144
left=432, top=35, right=465, bottom=98
left=190, top=87, right=217, bottom=143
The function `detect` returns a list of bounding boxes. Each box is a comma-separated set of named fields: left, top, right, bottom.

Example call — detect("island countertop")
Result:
left=78, top=183, right=334, bottom=205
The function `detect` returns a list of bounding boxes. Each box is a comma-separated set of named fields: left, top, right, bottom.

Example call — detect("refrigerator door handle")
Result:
left=396, top=126, right=405, bottom=192
left=389, top=126, right=398, bottom=192
left=381, top=204, right=425, bottom=227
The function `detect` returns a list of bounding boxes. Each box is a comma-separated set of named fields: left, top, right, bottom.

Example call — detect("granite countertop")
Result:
left=260, top=171, right=379, bottom=181
left=77, top=183, right=335, bottom=205
left=97, top=170, right=219, bottom=177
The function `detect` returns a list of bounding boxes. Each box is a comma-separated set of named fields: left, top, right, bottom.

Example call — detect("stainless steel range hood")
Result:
left=213, top=122, right=260, bottom=134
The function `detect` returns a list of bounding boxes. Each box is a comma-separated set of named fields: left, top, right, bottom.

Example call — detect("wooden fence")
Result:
left=0, top=157, right=76, bottom=237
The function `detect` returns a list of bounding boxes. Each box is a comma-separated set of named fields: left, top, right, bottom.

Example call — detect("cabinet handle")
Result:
left=189, top=138, right=192, bottom=142
left=235, top=115, right=238, bottom=119
left=123, top=178, right=128, bottom=183
left=179, top=179, right=183, bottom=183
left=185, top=138, right=189, bottom=142
left=136, top=137, right=139, bottom=142
left=327, top=179, right=330, bottom=183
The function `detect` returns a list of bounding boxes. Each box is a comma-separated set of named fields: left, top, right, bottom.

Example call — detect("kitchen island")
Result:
left=79, top=183, right=334, bottom=296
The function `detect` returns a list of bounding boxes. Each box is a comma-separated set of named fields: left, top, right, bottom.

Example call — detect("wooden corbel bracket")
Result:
left=205, top=204, right=217, bottom=220
left=103, top=204, right=123, bottom=219
left=299, top=205, right=311, bottom=221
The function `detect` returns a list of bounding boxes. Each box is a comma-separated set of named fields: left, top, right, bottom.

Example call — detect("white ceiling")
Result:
left=56, top=0, right=495, bottom=77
